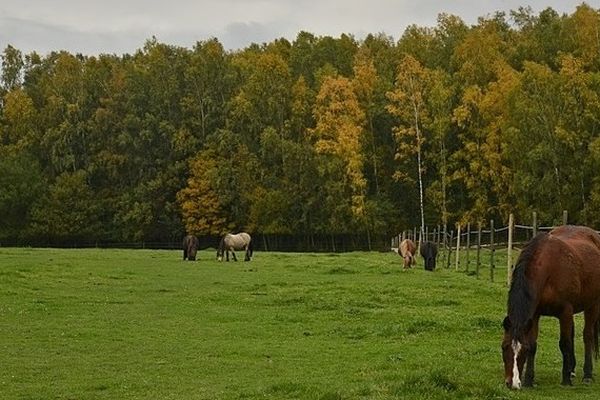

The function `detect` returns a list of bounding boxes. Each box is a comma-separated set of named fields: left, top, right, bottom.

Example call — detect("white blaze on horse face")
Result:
left=511, top=340, right=522, bottom=389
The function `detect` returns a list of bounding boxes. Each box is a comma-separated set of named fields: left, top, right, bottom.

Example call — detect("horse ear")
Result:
left=502, top=316, right=511, bottom=331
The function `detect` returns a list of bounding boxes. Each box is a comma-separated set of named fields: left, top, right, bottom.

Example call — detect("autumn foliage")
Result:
left=1, top=4, right=600, bottom=244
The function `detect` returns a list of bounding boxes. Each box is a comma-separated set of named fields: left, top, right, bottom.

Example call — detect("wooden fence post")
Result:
left=447, top=230, right=454, bottom=269
left=466, top=222, right=471, bottom=272
left=563, top=210, right=568, bottom=225
left=476, top=224, right=482, bottom=279
left=455, top=224, right=461, bottom=271
left=532, top=212, right=537, bottom=238
left=442, top=224, right=447, bottom=262
left=490, top=219, right=495, bottom=282
left=418, top=228, right=422, bottom=261
left=437, top=225, right=441, bottom=256
left=507, top=213, right=514, bottom=286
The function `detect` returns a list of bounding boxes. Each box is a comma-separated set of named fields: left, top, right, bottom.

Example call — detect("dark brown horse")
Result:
left=182, top=235, right=200, bottom=261
left=502, top=225, right=600, bottom=389
left=399, top=239, right=416, bottom=269
left=420, top=241, right=437, bottom=271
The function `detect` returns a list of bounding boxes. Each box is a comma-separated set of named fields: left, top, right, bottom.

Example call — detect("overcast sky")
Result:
left=0, top=1, right=593, bottom=56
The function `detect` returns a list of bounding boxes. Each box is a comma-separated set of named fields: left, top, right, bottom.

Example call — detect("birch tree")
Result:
left=387, top=54, right=429, bottom=236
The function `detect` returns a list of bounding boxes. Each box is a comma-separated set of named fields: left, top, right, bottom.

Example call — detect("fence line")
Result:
left=390, top=210, right=599, bottom=285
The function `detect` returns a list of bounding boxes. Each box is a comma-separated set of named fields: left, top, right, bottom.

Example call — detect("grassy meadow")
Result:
left=1, top=247, right=599, bottom=399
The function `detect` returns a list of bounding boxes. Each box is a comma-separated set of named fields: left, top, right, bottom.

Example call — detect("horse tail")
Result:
left=248, top=235, right=254, bottom=258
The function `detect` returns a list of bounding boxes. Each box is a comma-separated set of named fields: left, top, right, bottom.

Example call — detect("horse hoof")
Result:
left=583, top=377, right=593, bottom=385
left=561, top=380, right=573, bottom=386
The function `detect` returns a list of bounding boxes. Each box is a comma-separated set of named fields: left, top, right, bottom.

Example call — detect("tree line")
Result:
left=1, top=4, right=599, bottom=245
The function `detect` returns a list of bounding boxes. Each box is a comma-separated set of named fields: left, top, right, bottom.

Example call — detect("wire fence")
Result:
left=390, top=210, right=597, bottom=285
left=0, top=233, right=392, bottom=253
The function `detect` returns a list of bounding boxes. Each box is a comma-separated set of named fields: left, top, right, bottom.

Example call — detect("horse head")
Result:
left=216, top=236, right=225, bottom=261
left=502, top=316, right=534, bottom=389
left=403, top=253, right=413, bottom=268
left=183, top=235, right=199, bottom=261
left=420, top=242, right=437, bottom=271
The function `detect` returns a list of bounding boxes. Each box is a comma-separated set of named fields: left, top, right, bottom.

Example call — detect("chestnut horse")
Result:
left=399, top=239, right=416, bottom=269
left=502, top=225, right=600, bottom=389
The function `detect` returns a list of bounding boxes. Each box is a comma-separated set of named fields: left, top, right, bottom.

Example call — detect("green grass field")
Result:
left=1, top=247, right=599, bottom=399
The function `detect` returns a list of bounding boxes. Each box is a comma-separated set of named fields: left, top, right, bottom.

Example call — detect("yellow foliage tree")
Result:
left=310, top=75, right=366, bottom=218
left=387, top=54, right=429, bottom=234
left=176, top=151, right=229, bottom=235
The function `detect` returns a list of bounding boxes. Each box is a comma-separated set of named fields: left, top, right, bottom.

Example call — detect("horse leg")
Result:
left=523, top=316, right=540, bottom=387
left=559, top=308, right=576, bottom=386
left=571, top=323, right=577, bottom=378
left=583, top=305, right=600, bottom=383
left=244, top=246, right=250, bottom=261
left=231, top=249, right=238, bottom=261
left=226, top=249, right=230, bottom=262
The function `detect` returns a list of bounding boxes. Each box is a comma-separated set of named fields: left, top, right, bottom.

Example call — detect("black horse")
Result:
left=420, top=241, right=438, bottom=271
left=182, top=235, right=200, bottom=261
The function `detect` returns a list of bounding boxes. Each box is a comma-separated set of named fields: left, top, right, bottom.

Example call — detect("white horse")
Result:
left=217, top=232, right=253, bottom=261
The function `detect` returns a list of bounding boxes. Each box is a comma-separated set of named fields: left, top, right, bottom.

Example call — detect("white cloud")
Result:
left=0, top=0, right=589, bottom=55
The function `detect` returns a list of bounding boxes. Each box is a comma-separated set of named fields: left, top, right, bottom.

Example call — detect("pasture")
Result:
left=0, top=248, right=598, bottom=399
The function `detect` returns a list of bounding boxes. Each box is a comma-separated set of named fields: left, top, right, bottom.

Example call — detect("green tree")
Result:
left=229, top=51, right=292, bottom=148
left=507, top=56, right=600, bottom=223
left=352, top=47, right=380, bottom=194
left=0, top=153, right=45, bottom=240
left=177, top=130, right=259, bottom=235
left=423, top=68, right=455, bottom=226
left=182, top=39, right=232, bottom=142
left=511, top=7, right=565, bottom=69
left=1, top=88, right=36, bottom=151
left=1, top=45, right=24, bottom=92
left=29, top=170, right=100, bottom=242
left=563, top=4, right=600, bottom=69
left=452, top=65, right=520, bottom=223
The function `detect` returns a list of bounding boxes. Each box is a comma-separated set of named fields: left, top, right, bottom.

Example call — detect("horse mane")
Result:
left=507, top=232, right=548, bottom=339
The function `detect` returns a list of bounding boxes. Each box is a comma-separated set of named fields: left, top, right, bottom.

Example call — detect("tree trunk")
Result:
left=412, top=98, right=425, bottom=239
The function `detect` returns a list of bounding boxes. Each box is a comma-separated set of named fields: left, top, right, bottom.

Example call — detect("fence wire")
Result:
left=391, top=213, right=600, bottom=283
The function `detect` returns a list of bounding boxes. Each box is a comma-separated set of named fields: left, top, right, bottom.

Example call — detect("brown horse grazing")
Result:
left=399, top=239, right=416, bottom=269
left=502, top=225, right=600, bottom=389
left=182, top=235, right=200, bottom=261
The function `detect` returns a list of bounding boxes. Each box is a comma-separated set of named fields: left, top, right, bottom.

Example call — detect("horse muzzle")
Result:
left=505, top=375, right=522, bottom=390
